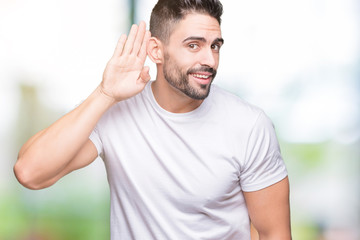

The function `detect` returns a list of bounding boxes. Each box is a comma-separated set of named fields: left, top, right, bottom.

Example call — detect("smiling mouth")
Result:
left=187, top=67, right=217, bottom=85
left=190, top=73, right=213, bottom=85
left=191, top=73, right=211, bottom=79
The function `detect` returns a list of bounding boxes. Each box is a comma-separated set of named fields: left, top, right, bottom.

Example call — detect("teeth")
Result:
left=192, top=74, right=209, bottom=79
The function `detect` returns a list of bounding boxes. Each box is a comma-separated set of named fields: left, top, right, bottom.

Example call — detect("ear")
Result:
left=147, top=37, right=164, bottom=64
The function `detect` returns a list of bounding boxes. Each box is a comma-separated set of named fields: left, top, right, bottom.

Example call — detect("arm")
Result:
left=244, top=177, right=291, bottom=240
left=250, top=222, right=259, bottom=240
left=14, top=21, right=151, bottom=190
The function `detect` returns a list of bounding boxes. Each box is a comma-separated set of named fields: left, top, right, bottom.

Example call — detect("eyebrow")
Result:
left=182, top=36, right=224, bottom=45
left=213, top=37, right=224, bottom=45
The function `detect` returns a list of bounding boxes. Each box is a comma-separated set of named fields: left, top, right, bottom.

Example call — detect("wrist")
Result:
left=93, top=85, right=117, bottom=108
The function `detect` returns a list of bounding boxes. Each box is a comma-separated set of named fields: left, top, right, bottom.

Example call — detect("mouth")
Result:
left=190, top=72, right=213, bottom=85
left=187, top=66, right=216, bottom=86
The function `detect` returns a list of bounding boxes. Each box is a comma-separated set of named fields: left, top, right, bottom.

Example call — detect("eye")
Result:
left=188, top=43, right=199, bottom=50
left=211, top=44, right=221, bottom=52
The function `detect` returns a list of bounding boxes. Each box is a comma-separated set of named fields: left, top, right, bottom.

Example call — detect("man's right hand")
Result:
left=100, top=21, right=151, bottom=103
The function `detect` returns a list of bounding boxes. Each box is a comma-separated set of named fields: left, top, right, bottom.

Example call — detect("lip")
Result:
left=189, top=72, right=213, bottom=85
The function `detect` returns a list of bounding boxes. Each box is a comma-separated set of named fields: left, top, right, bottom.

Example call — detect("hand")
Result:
left=100, top=21, right=151, bottom=102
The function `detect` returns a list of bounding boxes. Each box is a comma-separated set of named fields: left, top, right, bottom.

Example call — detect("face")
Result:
left=162, top=13, right=223, bottom=100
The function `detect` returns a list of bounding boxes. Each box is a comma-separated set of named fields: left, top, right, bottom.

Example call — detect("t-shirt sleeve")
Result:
left=73, top=100, right=103, bottom=157
left=89, top=126, right=103, bottom=157
left=240, top=111, right=288, bottom=192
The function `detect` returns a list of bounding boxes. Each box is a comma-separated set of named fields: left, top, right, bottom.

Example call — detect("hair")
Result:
left=150, top=0, right=223, bottom=44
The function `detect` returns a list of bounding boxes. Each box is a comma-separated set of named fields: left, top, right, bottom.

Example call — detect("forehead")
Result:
left=169, top=13, right=222, bottom=42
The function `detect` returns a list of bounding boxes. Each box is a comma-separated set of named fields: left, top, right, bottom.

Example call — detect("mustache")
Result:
left=187, top=67, right=217, bottom=77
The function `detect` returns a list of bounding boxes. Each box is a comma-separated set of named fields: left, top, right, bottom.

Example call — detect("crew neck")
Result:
left=145, top=81, right=212, bottom=120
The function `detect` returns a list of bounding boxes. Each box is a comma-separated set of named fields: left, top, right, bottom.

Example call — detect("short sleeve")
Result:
left=240, top=111, right=288, bottom=192
left=89, top=126, right=103, bottom=157
left=74, top=100, right=103, bottom=157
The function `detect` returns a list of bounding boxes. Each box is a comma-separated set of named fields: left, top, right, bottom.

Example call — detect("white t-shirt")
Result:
left=90, top=82, right=287, bottom=240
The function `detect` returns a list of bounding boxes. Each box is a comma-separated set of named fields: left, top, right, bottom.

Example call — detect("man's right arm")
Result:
left=14, top=21, right=151, bottom=190
left=14, top=88, right=114, bottom=190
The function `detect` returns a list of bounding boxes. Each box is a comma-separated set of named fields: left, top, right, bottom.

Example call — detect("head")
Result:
left=148, top=0, right=224, bottom=100
left=150, top=0, right=223, bottom=44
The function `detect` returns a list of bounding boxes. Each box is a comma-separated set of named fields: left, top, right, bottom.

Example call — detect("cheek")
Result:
left=166, top=48, right=207, bottom=72
left=172, top=57, right=194, bottom=72
left=216, top=58, right=220, bottom=68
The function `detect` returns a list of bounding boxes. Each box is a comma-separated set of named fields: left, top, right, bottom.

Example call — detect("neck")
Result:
left=151, top=75, right=204, bottom=113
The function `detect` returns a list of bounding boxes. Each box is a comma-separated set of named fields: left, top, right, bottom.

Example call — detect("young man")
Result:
left=14, top=0, right=291, bottom=239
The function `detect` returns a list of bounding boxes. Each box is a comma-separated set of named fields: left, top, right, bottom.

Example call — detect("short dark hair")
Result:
left=150, top=0, right=223, bottom=44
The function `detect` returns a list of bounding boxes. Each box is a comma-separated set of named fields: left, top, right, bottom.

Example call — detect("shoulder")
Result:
left=208, top=85, right=279, bottom=141
left=97, top=87, right=150, bottom=126
left=209, top=85, right=264, bottom=123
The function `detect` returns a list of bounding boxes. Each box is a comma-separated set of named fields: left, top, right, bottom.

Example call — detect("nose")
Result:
left=199, top=48, right=217, bottom=68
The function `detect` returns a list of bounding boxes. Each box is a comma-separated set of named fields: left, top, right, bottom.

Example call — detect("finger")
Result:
left=139, top=66, right=151, bottom=83
left=123, top=24, right=138, bottom=54
left=132, top=21, right=147, bottom=55
left=138, top=30, right=151, bottom=60
left=112, top=34, right=127, bottom=57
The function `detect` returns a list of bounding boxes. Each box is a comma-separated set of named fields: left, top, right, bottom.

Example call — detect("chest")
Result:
left=102, top=113, right=244, bottom=210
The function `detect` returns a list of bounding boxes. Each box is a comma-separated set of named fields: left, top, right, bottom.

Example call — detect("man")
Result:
left=14, top=0, right=291, bottom=239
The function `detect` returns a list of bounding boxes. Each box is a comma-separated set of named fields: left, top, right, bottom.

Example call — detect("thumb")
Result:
left=139, top=66, right=151, bottom=83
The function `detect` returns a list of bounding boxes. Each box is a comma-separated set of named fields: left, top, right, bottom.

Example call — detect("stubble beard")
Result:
left=163, top=53, right=217, bottom=100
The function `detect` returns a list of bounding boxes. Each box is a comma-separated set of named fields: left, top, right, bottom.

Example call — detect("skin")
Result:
left=14, top=13, right=291, bottom=239
left=149, top=14, right=223, bottom=113
left=14, top=22, right=151, bottom=189
left=246, top=177, right=291, bottom=240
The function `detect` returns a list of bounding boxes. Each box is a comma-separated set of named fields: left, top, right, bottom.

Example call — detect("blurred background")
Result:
left=0, top=0, right=359, bottom=239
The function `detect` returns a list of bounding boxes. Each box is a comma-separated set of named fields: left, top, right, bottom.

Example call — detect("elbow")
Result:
left=13, top=159, right=46, bottom=190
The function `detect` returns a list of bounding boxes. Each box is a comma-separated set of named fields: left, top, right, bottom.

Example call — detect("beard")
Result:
left=162, top=53, right=217, bottom=100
